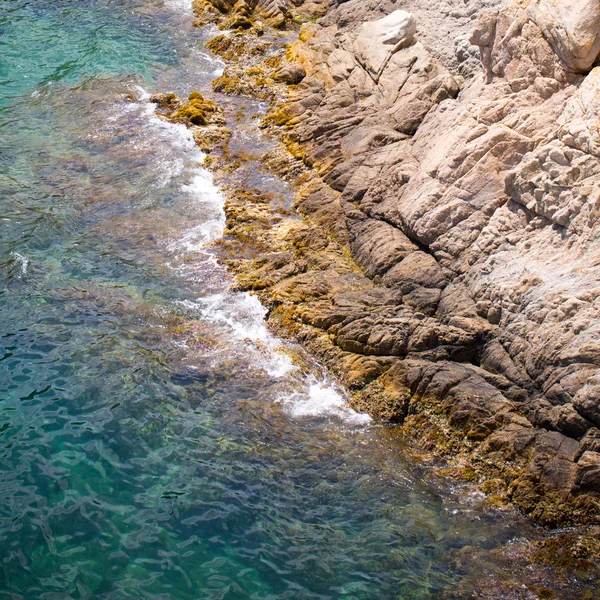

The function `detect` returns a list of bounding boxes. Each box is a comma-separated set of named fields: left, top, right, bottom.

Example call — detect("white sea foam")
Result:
left=168, top=221, right=224, bottom=255
left=10, top=252, right=29, bottom=277
left=182, top=170, right=224, bottom=210
left=135, top=88, right=369, bottom=424
left=135, top=86, right=151, bottom=102
left=167, top=170, right=225, bottom=254
left=164, top=0, right=193, bottom=12
left=191, top=293, right=270, bottom=343
left=128, top=89, right=209, bottom=192
left=178, top=294, right=296, bottom=378
left=279, top=380, right=371, bottom=425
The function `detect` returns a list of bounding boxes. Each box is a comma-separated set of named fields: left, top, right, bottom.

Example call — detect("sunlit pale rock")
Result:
left=558, top=66, right=600, bottom=155
left=353, top=10, right=417, bottom=80
left=529, top=0, right=600, bottom=72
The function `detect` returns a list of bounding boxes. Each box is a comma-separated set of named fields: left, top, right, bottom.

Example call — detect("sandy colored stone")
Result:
left=529, top=0, right=600, bottom=72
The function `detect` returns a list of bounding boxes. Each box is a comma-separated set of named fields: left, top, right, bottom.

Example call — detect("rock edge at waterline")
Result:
left=171, top=0, right=600, bottom=532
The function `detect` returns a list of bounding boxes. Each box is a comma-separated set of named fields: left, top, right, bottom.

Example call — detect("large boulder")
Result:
left=528, top=0, right=600, bottom=72
left=353, top=10, right=417, bottom=81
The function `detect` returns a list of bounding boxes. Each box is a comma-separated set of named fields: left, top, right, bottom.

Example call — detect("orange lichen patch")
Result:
left=206, top=32, right=268, bottom=62
left=172, top=93, right=221, bottom=126
left=261, top=104, right=293, bottom=127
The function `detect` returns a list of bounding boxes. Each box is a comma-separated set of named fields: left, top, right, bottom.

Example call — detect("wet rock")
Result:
left=149, top=92, right=230, bottom=152
left=219, top=13, right=253, bottom=29
left=194, top=0, right=302, bottom=29
left=273, top=64, right=307, bottom=85
left=149, top=92, right=178, bottom=108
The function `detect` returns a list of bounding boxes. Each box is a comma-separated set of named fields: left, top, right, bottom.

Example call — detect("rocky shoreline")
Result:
left=159, top=0, right=600, bottom=547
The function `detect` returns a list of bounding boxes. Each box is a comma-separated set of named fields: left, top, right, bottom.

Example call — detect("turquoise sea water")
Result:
left=0, top=1, right=594, bottom=598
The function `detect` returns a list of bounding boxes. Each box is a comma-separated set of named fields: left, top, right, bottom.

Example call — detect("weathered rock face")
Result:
left=320, top=0, right=512, bottom=77
left=246, top=0, right=600, bottom=522
left=529, top=0, right=600, bottom=72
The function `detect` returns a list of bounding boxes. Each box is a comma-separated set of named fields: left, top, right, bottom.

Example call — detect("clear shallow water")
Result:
left=0, top=1, right=585, bottom=599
